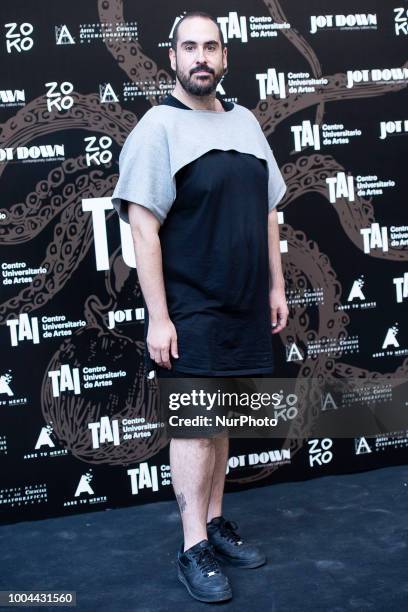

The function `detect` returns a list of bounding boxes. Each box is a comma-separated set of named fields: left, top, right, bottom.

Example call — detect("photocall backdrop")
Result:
left=0, top=1, right=407, bottom=524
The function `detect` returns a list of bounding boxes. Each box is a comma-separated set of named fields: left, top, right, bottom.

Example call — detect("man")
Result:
left=112, top=11, right=288, bottom=603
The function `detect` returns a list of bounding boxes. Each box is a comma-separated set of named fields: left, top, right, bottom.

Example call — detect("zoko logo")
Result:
left=45, top=81, right=74, bottom=112
left=217, top=12, right=248, bottom=43
left=393, top=273, right=408, bottom=303
left=382, top=323, right=399, bottom=349
left=82, top=197, right=136, bottom=271
left=256, top=68, right=286, bottom=99
left=99, top=83, right=119, bottom=103
left=4, top=22, right=34, bottom=53
left=128, top=463, right=159, bottom=495
left=84, top=136, right=112, bottom=166
left=6, top=314, right=39, bottom=346
left=48, top=365, right=81, bottom=397
left=379, top=119, right=408, bottom=139
left=394, top=7, right=408, bottom=35
left=291, top=121, right=320, bottom=151
left=326, top=172, right=355, bottom=203
left=347, top=276, right=366, bottom=302
left=88, top=417, right=120, bottom=449
left=360, top=223, right=389, bottom=254
left=308, top=438, right=333, bottom=467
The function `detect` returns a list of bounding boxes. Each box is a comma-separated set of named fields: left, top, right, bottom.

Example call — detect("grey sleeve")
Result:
left=246, top=109, right=287, bottom=212
left=265, top=144, right=287, bottom=213
left=111, top=112, right=176, bottom=226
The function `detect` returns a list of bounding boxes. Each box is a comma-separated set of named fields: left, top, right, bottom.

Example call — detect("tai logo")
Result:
left=326, top=172, right=355, bottom=203
left=82, top=197, right=136, bottom=270
left=360, top=223, right=388, bottom=254
left=88, top=417, right=120, bottom=449
left=48, top=364, right=81, bottom=397
left=128, top=463, right=159, bottom=495
left=6, top=314, right=39, bottom=346
left=291, top=120, right=320, bottom=151
left=256, top=68, right=286, bottom=99
left=393, top=272, right=408, bottom=303
left=217, top=12, right=248, bottom=43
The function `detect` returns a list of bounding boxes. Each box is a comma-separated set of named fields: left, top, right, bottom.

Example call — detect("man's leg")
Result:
left=207, top=432, right=229, bottom=523
left=170, top=437, right=216, bottom=551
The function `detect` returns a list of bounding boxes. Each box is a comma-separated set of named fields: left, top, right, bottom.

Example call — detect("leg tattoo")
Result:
left=176, top=491, right=187, bottom=514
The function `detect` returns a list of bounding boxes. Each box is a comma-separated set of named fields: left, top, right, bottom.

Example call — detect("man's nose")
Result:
left=195, top=47, right=207, bottom=62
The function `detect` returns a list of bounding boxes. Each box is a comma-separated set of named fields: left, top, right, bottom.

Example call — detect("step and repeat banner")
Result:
left=0, top=1, right=407, bottom=524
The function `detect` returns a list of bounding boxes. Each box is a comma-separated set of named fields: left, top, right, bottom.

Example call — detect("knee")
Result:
left=192, top=436, right=215, bottom=448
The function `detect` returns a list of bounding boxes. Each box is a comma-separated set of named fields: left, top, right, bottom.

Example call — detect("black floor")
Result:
left=1, top=464, right=408, bottom=611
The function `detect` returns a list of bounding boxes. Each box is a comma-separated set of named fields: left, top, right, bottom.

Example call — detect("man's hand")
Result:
left=269, top=286, right=289, bottom=334
left=147, top=317, right=179, bottom=369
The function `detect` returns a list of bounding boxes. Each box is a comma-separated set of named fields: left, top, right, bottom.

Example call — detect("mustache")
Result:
left=191, top=66, right=214, bottom=75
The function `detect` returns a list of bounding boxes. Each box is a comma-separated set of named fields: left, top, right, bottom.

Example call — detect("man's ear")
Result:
left=169, top=48, right=176, bottom=71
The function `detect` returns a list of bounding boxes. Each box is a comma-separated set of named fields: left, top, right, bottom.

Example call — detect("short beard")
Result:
left=175, top=61, right=226, bottom=96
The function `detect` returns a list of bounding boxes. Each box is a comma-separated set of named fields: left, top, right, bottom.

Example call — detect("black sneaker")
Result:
left=177, top=539, right=233, bottom=602
left=207, top=516, right=266, bottom=568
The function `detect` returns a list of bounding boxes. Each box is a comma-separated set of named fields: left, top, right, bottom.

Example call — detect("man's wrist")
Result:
left=149, top=312, right=170, bottom=323
left=269, top=277, right=285, bottom=291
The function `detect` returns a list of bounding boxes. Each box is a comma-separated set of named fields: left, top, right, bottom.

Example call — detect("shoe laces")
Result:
left=192, top=546, right=221, bottom=576
left=218, top=519, right=243, bottom=545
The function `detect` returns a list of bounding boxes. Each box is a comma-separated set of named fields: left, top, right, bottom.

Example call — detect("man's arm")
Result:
left=128, top=202, right=179, bottom=369
left=268, top=208, right=289, bottom=334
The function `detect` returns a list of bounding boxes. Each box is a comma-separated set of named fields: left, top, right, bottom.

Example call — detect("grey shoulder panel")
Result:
left=112, top=102, right=286, bottom=225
